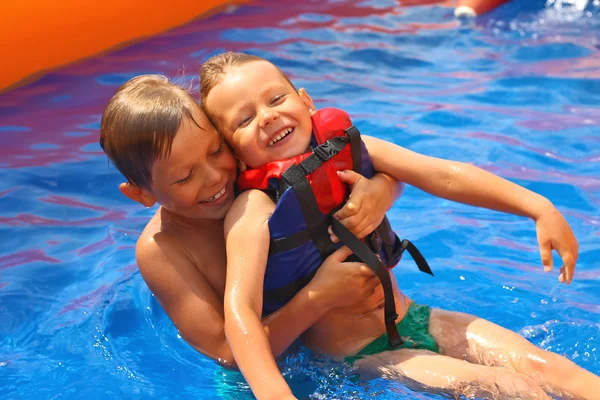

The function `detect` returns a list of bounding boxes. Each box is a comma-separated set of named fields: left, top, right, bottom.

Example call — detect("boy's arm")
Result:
left=136, top=235, right=237, bottom=366
left=136, top=223, right=377, bottom=371
left=362, top=135, right=578, bottom=283
left=223, top=189, right=294, bottom=399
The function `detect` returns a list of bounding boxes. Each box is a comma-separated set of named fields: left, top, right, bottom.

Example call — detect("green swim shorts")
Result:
left=345, top=302, right=439, bottom=364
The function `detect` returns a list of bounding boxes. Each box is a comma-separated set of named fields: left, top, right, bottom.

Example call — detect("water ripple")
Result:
left=1, top=0, right=599, bottom=398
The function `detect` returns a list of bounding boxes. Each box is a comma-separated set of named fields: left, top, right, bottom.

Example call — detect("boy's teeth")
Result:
left=201, top=186, right=226, bottom=203
left=268, top=127, right=293, bottom=147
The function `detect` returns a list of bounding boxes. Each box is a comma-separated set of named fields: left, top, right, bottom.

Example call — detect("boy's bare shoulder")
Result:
left=135, top=208, right=226, bottom=288
left=225, top=189, right=274, bottom=224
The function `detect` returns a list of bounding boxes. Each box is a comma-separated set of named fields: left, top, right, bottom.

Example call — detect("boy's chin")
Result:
left=162, top=202, right=232, bottom=222
left=199, top=197, right=235, bottom=220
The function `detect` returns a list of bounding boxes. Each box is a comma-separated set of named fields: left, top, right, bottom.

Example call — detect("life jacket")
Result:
left=237, top=108, right=433, bottom=347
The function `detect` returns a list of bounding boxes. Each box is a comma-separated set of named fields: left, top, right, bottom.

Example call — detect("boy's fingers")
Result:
left=560, top=251, right=575, bottom=284
left=353, top=226, right=370, bottom=240
left=331, top=246, right=353, bottom=261
left=539, top=242, right=553, bottom=272
left=367, top=275, right=381, bottom=287
left=342, top=213, right=369, bottom=233
left=334, top=201, right=358, bottom=220
left=337, top=170, right=361, bottom=187
left=339, top=214, right=359, bottom=228
left=359, top=264, right=376, bottom=277
left=355, top=222, right=379, bottom=240
left=328, top=226, right=340, bottom=243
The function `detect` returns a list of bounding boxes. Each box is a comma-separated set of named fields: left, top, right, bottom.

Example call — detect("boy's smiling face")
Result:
left=204, top=60, right=315, bottom=168
left=146, top=110, right=238, bottom=221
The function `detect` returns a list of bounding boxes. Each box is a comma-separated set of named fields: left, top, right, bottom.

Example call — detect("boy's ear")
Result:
left=119, top=182, right=156, bottom=207
left=298, top=88, right=316, bottom=115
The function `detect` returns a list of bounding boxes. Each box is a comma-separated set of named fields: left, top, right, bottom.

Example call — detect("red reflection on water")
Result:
left=76, top=232, right=115, bottom=256
left=453, top=216, right=484, bottom=227
left=482, top=162, right=600, bottom=190
left=41, top=195, right=110, bottom=212
left=57, top=262, right=138, bottom=318
left=0, top=188, right=18, bottom=197
left=489, top=237, right=538, bottom=252
left=565, top=300, right=600, bottom=314
left=57, top=283, right=110, bottom=316
left=466, top=255, right=540, bottom=274
left=467, top=131, right=600, bottom=163
left=0, top=249, right=60, bottom=270
left=0, top=210, right=129, bottom=227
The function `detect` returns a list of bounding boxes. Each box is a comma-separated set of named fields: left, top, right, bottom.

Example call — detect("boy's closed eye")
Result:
left=172, top=140, right=224, bottom=185
left=237, top=115, right=253, bottom=129
left=175, top=171, right=194, bottom=185
left=270, top=94, right=286, bottom=105
left=211, top=139, right=225, bottom=157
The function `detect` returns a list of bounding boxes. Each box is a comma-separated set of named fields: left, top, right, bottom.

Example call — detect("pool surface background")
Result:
left=1, top=0, right=599, bottom=398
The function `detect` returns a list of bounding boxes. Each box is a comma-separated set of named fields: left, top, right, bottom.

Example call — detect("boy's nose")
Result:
left=202, top=164, right=223, bottom=187
left=259, top=109, right=279, bottom=128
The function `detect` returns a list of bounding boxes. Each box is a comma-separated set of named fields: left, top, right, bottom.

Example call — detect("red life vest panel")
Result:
left=238, top=108, right=354, bottom=215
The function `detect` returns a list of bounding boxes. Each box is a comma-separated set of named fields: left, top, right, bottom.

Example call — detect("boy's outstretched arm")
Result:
left=223, top=189, right=295, bottom=399
left=362, top=135, right=578, bottom=284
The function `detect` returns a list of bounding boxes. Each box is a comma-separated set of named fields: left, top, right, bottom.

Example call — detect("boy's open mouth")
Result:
left=199, top=184, right=227, bottom=204
left=267, top=127, right=294, bottom=147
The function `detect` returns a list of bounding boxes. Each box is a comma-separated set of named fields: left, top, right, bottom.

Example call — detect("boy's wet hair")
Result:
left=199, top=52, right=296, bottom=129
left=100, top=74, right=204, bottom=189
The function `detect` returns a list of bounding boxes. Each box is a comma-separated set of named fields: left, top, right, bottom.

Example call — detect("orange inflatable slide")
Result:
left=1, top=0, right=509, bottom=93
left=0, top=0, right=249, bottom=93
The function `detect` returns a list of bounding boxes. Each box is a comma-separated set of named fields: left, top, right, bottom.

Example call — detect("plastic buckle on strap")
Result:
left=389, top=335, right=403, bottom=348
left=385, top=312, right=399, bottom=324
left=313, top=141, right=338, bottom=161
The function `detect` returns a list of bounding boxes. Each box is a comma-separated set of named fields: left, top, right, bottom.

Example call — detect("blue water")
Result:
left=1, top=0, right=599, bottom=399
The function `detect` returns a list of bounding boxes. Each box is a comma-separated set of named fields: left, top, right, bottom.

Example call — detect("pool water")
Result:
left=1, top=0, right=599, bottom=398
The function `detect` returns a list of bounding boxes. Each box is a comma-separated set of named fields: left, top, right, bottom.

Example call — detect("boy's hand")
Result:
left=309, top=246, right=382, bottom=312
left=329, top=170, right=401, bottom=242
left=535, top=204, right=578, bottom=284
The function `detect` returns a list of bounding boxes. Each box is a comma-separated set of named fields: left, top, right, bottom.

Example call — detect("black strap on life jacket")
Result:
left=272, top=133, right=359, bottom=255
left=345, top=125, right=362, bottom=174
left=372, top=218, right=434, bottom=277
left=330, top=218, right=403, bottom=347
left=280, top=136, right=349, bottom=261
left=280, top=128, right=406, bottom=347
left=399, top=239, right=434, bottom=276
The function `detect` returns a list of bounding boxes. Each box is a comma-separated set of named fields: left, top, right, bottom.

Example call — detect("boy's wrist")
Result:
left=303, top=285, right=333, bottom=315
left=257, top=381, right=295, bottom=400
left=524, top=194, right=554, bottom=221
